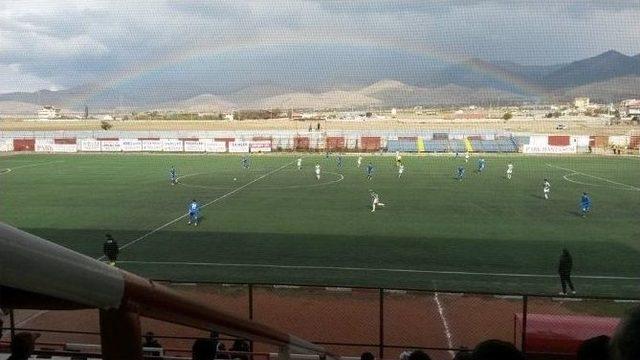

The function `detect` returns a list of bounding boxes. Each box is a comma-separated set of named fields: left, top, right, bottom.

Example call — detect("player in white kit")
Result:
left=543, top=179, right=551, bottom=199
left=398, top=164, right=405, bottom=178
left=297, top=157, right=302, bottom=170
left=506, top=163, right=513, bottom=179
left=315, top=163, right=321, bottom=180
left=357, top=156, right=363, bottom=168
left=370, top=190, right=385, bottom=212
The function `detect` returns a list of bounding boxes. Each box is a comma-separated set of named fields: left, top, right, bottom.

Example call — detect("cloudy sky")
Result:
left=1, top=0, right=639, bottom=94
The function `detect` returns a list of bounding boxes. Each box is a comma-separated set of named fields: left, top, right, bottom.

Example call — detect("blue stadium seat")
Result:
left=387, top=140, right=418, bottom=152
left=424, top=139, right=449, bottom=152
left=449, top=140, right=466, bottom=153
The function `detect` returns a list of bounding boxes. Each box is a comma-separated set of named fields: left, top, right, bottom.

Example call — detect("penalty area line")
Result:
left=115, top=261, right=640, bottom=281
left=0, top=160, right=65, bottom=176
left=546, top=163, right=640, bottom=191
left=99, top=159, right=295, bottom=260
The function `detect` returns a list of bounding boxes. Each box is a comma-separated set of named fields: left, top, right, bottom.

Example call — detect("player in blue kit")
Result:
left=580, top=192, right=592, bottom=218
left=188, top=199, right=200, bottom=226
left=457, top=166, right=465, bottom=181
left=477, top=158, right=486, bottom=173
left=337, top=154, right=343, bottom=169
left=169, top=166, right=177, bottom=185
left=241, top=156, right=250, bottom=169
left=366, top=162, right=374, bottom=180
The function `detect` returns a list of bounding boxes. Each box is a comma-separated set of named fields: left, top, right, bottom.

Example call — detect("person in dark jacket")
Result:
left=230, top=339, right=250, bottom=360
left=192, top=338, right=216, bottom=360
left=576, top=335, right=610, bottom=360
left=360, top=352, right=375, bottom=360
left=8, top=332, right=39, bottom=360
left=558, top=248, right=576, bottom=295
left=103, top=233, right=119, bottom=266
left=471, top=340, right=523, bottom=360
left=611, top=306, right=640, bottom=360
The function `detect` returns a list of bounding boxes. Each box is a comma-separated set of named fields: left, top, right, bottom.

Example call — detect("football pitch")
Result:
left=2, top=153, right=639, bottom=297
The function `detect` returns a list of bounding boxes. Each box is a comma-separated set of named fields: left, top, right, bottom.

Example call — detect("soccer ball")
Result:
left=234, top=178, right=237, bottom=181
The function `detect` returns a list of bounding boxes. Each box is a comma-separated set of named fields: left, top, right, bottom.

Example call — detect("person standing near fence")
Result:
left=558, top=248, right=576, bottom=295
left=103, top=233, right=119, bottom=266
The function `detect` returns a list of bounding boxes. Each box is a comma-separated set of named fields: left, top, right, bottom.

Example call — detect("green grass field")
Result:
left=2, top=153, right=639, bottom=297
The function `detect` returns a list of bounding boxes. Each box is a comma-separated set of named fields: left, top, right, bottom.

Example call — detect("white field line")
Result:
left=546, top=163, right=640, bottom=191
left=99, top=159, right=294, bottom=260
left=562, top=173, right=608, bottom=188
left=15, top=310, right=49, bottom=328
left=115, top=261, right=640, bottom=281
left=433, top=291, right=456, bottom=359
left=0, top=160, right=65, bottom=175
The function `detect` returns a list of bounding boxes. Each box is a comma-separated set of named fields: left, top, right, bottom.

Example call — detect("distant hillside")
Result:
left=541, top=50, right=640, bottom=89
left=0, top=101, right=46, bottom=115
left=2, top=50, right=640, bottom=111
left=252, top=81, right=527, bottom=109
left=492, top=61, right=565, bottom=82
left=252, top=91, right=381, bottom=110
left=560, top=76, right=640, bottom=103
left=154, top=94, right=236, bottom=113
left=225, top=83, right=292, bottom=107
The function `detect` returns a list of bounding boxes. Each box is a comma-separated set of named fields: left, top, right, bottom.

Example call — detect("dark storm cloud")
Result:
left=0, top=0, right=638, bottom=93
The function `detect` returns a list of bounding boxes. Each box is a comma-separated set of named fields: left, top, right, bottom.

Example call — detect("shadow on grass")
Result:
left=18, top=227, right=640, bottom=297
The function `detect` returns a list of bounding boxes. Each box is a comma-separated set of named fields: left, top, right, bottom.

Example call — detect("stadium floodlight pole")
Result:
left=0, top=222, right=336, bottom=360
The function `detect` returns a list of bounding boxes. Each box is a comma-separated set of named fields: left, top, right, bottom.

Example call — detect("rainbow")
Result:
left=69, top=34, right=549, bottom=108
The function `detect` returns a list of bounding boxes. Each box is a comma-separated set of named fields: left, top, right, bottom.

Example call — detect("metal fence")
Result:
left=3, top=282, right=638, bottom=360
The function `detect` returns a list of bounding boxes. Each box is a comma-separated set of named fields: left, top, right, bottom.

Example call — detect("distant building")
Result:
left=37, top=106, right=62, bottom=120
left=574, top=97, right=590, bottom=109
left=621, top=99, right=640, bottom=116
left=301, top=112, right=317, bottom=120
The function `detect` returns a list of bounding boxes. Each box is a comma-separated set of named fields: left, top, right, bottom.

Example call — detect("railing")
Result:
left=0, top=223, right=335, bottom=360
left=3, top=281, right=638, bottom=360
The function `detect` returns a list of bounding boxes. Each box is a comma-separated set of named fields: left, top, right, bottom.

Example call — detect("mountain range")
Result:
left=1, top=50, right=640, bottom=113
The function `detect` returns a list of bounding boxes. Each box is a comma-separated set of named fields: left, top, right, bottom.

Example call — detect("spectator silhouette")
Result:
left=230, top=339, right=250, bottom=360
left=142, top=331, right=162, bottom=357
left=8, top=332, right=39, bottom=360
left=611, top=306, right=640, bottom=360
left=472, top=340, right=524, bottom=360
left=193, top=338, right=217, bottom=360
left=217, top=342, right=231, bottom=360
left=408, top=350, right=431, bottom=360
left=399, top=350, right=412, bottom=360
left=453, top=349, right=472, bottom=360
left=576, top=335, right=609, bottom=360
left=361, top=352, right=375, bottom=360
